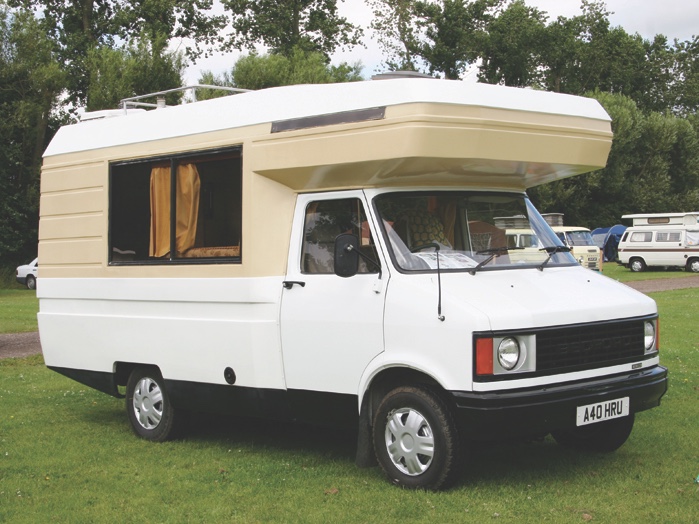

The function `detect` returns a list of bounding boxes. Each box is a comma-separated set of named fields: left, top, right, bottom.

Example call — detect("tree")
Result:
left=0, top=7, right=66, bottom=265
left=7, top=0, right=224, bottom=105
left=86, top=35, right=185, bottom=111
left=415, top=0, right=501, bottom=79
left=220, top=0, right=362, bottom=59
left=529, top=92, right=699, bottom=228
left=672, top=36, right=699, bottom=116
left=478, top=0, right=546, bottom=86
left=370, top=0, right=422, bottom=71
left=198, top=48, right=363, bottom=93
left=370, top=0, right=501, bottom=78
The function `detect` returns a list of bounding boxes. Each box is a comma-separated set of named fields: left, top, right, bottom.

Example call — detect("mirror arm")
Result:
left=346, top=244, right=382, bottom=279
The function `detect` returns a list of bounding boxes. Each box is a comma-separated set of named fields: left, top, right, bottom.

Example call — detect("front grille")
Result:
left=536, top=319, right=645, bottom=372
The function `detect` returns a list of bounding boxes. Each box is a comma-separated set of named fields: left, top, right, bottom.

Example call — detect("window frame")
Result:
left=108, top=146, right=243, bottom=266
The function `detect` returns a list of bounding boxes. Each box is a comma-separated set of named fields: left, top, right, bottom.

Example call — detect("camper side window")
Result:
left=109, top=148, right=242, bottom=263
left=656, top=231, right=681, bottom=242
left=630, top=232, right=652, bottom=242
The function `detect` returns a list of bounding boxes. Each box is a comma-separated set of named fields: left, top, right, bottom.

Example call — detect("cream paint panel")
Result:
left=39, top=214, right=103, bottom=240
left=40, top=188, right=104, bottom=217
left=39, top=123, right=296, bottom=279
left=41, top=161, right=105, bottom=193
left=243, top=174, right=297, bottom=277
left=249, top=104, right=612, bottom=191
left=40, top=239, right=103, bottom=266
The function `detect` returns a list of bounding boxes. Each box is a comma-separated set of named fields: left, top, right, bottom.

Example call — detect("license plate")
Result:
left=576, top=397, right=629, bottom=426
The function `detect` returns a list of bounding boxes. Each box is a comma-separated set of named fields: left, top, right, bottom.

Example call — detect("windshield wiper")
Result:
left=469, top=247, right=522, bottom=275
left=537, top=245, right=572, bottom=271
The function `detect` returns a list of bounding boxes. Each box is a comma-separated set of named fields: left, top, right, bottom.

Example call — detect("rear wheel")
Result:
left=373, top=385, right=460, bottom=490
left=26, top=275, right=36, bottom=290
left=629, top=258, right=646, bottom=272
left=126, top=367, right=179, bottom=441
left=686, top=258, right=699, bottom=273
left=551, top=414, right=634, bottom=453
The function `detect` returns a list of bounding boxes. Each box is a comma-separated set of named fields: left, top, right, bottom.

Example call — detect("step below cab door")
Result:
left=280, top=191, right=387, bottom=403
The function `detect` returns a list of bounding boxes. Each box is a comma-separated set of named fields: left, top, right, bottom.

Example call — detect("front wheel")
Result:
left=686, top=258, right=699, bottom=273
left=126, top=367, right=179, bottom=442
left=373, top=386, right=460, bottom=490
left=629, top=258, right=646, bottom=272
left=551, top=414, right=634, bottom=453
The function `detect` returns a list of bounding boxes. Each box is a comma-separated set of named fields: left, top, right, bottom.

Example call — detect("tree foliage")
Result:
left=221, top=0, right=362, bottom=59
left=198, top=48, right=362, bottom=93
left=478, top=0, right=545, bottom=86
left=529, top=92, right=699, bottom=228
left=6, top=0, right=224, bottom=105
left=370, top=0, right=501, bottom=77
left=86, top=36, right=185, bottom=111
left=0, top=7, right=66, bottom=265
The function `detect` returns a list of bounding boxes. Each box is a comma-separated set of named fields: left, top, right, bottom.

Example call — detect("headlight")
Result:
left=497, top=337, right=520, bottom=370
left=644, top=321, right=656, bottom=351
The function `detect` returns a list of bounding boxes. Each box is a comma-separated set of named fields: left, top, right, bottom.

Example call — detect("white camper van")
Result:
left=38, top=78, right=667, bottom=490
left=618, top=213, right=699, bottom=272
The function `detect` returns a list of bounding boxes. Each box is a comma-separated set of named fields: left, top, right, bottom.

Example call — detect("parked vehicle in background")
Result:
left=592, top=224, right=627, bottom=262
left=542, top=214, right=602, bottom=271
left=16, top=258, right=38, bottom=290
left=37, top=78, right=666, bottom=490
left=618, top=213, right=699, bottom=272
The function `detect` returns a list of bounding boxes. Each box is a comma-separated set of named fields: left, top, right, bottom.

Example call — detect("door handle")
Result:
left=282, top=281, right=306, bottom=289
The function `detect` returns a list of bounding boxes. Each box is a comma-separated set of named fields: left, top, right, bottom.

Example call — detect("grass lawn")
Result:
left=602, top=260, right=699, bottom=283
left=1, top=287, right=698, bottom=523
left=0, top=289, right=39, bottom=334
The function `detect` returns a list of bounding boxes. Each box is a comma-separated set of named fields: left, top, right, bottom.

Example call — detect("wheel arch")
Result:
left=114, top=362, right=163, bottom=390
left=686, top=256, right=699, bottom=272
left=355, top=365, right=451, bottom=469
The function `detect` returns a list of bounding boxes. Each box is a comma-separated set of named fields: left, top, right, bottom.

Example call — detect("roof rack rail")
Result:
left=119, top=84, right=252, bottom=111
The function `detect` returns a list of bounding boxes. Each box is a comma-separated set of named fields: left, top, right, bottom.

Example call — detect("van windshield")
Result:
left=561, top=231, right=596, bottom=247
left=374, top=192, right=576, bottom=272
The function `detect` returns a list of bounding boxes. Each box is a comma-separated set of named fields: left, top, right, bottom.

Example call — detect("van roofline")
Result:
left=44, top=79, right=611, bottom=159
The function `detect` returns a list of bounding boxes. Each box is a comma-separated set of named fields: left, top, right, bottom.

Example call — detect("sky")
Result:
left=184, top=0, right=699, bottom=83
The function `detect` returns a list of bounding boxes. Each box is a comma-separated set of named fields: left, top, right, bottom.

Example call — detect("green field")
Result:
left=1, top=286, right=698, bottom=522
left=0, top=290, right=39, bottom=334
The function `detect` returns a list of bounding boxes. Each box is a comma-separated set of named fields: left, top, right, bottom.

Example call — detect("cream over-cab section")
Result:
left=39, top=79, right=613, bottom=281
left=37, top=79, right=667, bottom=491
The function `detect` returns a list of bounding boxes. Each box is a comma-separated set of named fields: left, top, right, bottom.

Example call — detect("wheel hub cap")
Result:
left=384, top=408, right=435, bottom=476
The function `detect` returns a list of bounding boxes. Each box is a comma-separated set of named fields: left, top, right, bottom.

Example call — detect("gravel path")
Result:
left=2, top=275, right=699, bottom=360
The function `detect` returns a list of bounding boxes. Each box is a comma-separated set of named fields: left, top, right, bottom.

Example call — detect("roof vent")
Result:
left=371, top=71, right=435, bottom=80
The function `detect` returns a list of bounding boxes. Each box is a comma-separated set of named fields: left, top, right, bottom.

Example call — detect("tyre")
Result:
left=687, top=258, right=699, bottom=273
left=551, top=414, right=634, bottom=453
left=373, top=385, right=460, bottom=490
left=629, top=258, right=646, bottom=272
left=26, top=275, right=36, bottom=290
left=126, top=367, right=179, bottom=442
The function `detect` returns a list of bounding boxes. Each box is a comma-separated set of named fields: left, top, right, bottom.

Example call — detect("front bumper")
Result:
left=451, top=365, right=668, bottom=440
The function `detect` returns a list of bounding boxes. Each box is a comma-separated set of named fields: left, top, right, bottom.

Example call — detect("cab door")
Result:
left=280, top=191, right=387, bottom=400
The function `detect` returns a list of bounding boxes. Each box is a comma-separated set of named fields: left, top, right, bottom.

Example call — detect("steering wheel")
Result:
left=410, top=243, right=440, bottom=253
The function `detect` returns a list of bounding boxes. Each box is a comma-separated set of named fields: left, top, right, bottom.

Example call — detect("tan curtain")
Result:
left=149, top=163, right=201, bottom=257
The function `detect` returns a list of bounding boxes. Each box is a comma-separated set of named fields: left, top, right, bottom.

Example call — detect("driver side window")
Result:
left=301, top=198, right=379, bottom=275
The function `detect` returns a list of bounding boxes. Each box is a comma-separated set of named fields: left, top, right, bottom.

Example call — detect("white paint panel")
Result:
left=38, top=277, right=286, bottom=388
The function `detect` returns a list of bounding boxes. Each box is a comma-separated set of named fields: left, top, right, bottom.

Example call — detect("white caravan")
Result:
left=38, top=78, right=667, bottom=490
left=618, top=213, right=699, bottom=272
